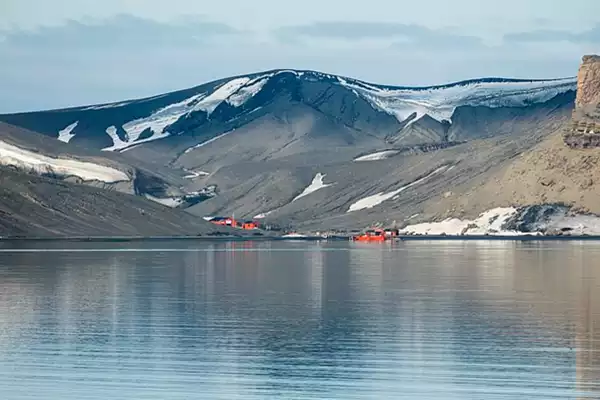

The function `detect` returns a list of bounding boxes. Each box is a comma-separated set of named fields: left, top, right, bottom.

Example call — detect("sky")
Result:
left=1, top=0, right=599, bottom=113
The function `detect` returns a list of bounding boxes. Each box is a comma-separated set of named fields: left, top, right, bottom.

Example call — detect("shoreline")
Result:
left=2, top=234, right=600, bottom=242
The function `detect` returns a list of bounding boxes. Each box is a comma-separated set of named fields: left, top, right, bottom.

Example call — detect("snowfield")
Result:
left=293, top=173, right=333, bottom=202
left=400, top=208, right=523, bottom=236
left=337, top=76, right=576, bottom=123
left=0, top=140, right=129, bottom=182
left=354, top=150, right=399, bottom=162
left=348, top=166, right=448, bottom=212
left=399, top=206, right=600, bottom=236
left=57, top=121, right=78, bottom=143
left=184, top=130, right=235, bottom=154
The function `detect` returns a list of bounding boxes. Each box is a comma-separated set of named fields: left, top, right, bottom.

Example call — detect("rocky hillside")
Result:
left=0, top=69, right=580, bottom=232
left=0, top=123, right=239, bottom=237
left=409, top=55, right=600, bottom=234
left=0, top=166, right=234, bottom=237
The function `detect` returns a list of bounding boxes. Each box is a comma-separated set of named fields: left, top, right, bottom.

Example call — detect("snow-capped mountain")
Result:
left=0, top=69, right=579, bottom=231
left=0, top=69, right=576, bottom=152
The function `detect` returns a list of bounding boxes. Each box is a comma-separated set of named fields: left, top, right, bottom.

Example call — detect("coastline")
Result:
left=2, top=234, right=600, bottom=242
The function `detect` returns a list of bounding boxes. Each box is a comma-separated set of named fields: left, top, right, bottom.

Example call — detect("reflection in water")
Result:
left=0, top=240, right=599, bottom=399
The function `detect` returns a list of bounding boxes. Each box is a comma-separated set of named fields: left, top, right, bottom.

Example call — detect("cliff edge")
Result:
left=564, top=55, right=600, bottom=149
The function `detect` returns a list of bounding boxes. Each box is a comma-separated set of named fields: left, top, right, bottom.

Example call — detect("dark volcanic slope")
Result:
left=0, top=167, right=232, bottom=237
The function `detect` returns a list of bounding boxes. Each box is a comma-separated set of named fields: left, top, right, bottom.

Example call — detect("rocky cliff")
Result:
left=421, top=54, right=600, bottom=225
left=564, top=55, right=600, bottom=149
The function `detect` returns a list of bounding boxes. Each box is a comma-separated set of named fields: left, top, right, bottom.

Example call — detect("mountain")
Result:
left=0, top=68, right=579, bottom=232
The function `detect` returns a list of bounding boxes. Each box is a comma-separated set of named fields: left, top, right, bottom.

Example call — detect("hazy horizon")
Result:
left=1, top=0, right=598, bottom=113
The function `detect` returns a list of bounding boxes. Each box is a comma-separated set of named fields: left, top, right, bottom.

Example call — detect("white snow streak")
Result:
left=0, top=140, right=129, bottom=183
left=354, top=150, right=399, bottom=162
left=57, top=121, right=78, bottom=143
left=347, top=166, right=447, bottom=212
left=254, top=210, right=276, bottom=219
left=184, top=130, right=235, bottom=154
left=191, top=78, right=250, bottom=114
left=293, top=173, right=332, bottom=202
left=183, top=169, right=210, bottom=179
left=400, top=207, right=522, bottom=236
left=81, top=100, right=133, bottom=111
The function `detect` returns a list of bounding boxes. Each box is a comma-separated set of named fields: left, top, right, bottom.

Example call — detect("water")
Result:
left=1, top=240, right=600, bottom=399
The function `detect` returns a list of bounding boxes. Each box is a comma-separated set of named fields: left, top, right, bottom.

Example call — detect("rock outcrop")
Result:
left=564, top=55, right=600, bottom=149
left=576, top=55, right=600, bottom=109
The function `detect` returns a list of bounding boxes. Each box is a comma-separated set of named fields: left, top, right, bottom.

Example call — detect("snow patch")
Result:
left=348, top=166, right=447, bottom=212
left=191, top=78, right=251, bottom=114
left=293, top=173, right=333, bottom=201
left=354, top=150, right=399, bottom=162
left=0, top=140, right=129, bottom=183
left=103, top=126, right=127, bottom=151
left=400, top=207, right=524, bottom=236
left=227, top=78, right=269, bottom=107
left=57, top=121, right=78, bottom=143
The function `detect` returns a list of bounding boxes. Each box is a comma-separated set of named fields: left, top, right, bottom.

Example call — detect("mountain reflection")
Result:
left=0, top=240, right=599, bottom=399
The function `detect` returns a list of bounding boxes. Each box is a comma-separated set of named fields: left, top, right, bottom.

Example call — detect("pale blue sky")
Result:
left=1, top=0, right=598, bottom=112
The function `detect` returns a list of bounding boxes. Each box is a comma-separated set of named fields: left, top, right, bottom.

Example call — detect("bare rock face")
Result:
left=564, top=55, right=600, bottom=149
left=576, top=55, right=600, bottom=109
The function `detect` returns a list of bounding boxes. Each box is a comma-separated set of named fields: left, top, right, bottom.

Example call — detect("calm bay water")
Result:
left=1, top=240, right=600, bottom=399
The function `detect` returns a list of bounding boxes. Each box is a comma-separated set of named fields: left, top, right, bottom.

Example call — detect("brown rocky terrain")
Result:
left=423, top=54, right=600, bottom=220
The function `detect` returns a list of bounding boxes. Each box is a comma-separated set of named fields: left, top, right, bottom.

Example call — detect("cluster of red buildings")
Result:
left=206, top=216, right=260, bottom=230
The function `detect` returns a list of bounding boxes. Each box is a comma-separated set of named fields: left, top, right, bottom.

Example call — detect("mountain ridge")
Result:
left=1, top=70, right=576, bottom=115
